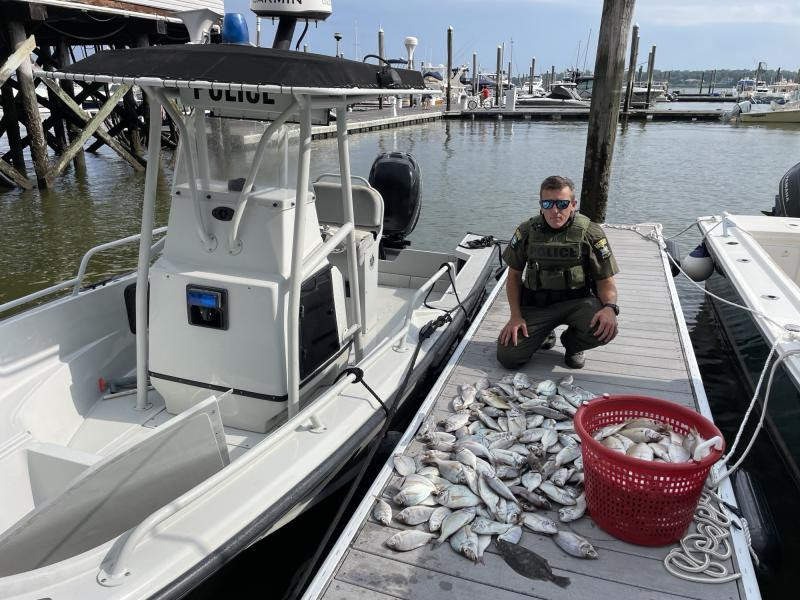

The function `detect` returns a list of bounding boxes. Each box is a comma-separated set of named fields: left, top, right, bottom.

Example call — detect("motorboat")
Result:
left=422, top=63, right=468, bottom=107
left=695, top=162, right=800, bottom=488
left=0, top=43, right=497, bottom=598
left=516, top=81, right=590, bottom=108
left=728, top=91, right=800, bottom=123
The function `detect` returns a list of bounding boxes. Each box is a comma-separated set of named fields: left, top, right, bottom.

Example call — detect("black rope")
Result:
left=334, top=367, right=389, bottom=419
left=285, top=314, right=452, bottom=600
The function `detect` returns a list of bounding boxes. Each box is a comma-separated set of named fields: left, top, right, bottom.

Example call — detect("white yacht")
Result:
left=0, top=38, right=497, bottom=600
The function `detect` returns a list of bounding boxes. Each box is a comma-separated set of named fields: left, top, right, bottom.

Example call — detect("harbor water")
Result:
left=2, top=118, right=800, bottom=598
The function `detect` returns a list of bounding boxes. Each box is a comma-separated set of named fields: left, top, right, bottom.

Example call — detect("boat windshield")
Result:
left=173, top=112, right=299, bottom=193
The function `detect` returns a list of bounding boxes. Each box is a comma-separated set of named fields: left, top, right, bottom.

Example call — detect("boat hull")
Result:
left=740, top=109, right=800, bottom=123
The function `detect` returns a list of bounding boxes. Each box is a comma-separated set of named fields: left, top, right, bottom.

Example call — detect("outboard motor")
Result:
left=771, top=161, right=800, bottom=217
left=368, top=152, right=422, bottom=250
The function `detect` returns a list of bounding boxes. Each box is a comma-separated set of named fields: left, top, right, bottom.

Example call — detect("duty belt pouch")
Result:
left=567, top=265, right=585, bottom=288
left=539, top=268, right=567, bottom=290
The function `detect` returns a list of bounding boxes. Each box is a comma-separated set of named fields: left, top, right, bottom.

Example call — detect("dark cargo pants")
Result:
left=496, top=296, right=608, bottom=369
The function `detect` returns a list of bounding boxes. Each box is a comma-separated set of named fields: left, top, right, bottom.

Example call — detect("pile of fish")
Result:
left=593, top=418, right=716, bottom=463
left=373, top=372, right=602, bottom=573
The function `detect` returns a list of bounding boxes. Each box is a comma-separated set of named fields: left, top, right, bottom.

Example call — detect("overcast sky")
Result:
left=226, top=0, right=798, bottom=73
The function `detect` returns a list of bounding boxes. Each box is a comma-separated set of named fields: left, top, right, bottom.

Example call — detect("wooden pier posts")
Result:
left=645, top=45, right=656, bottom=106
left=699, top=71, right=704, bottom=94
left=446, top=26, right=453, bottom=112
left=580, top=0, right=636, bottom=223
left=8, top=21, right=50, bottom=188
left=623, top=23, right=639, bottom=113
left=378, top=29, right=385, bottom=109
left=550, top=65, right=555, bottom=90
left=529, top=57, right=536, bottom=94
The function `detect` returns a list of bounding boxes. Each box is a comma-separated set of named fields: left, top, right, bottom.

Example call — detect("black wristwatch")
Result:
left=603, top=303, right=619, bottom=316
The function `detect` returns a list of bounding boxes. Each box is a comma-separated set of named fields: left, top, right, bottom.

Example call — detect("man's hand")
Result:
left=499, top=315, right=528, bottom=347
left=590, top=306, right=618, bottom=343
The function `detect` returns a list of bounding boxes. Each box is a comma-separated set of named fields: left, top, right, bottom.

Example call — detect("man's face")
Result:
left=540, top=186, right=577, bottom=229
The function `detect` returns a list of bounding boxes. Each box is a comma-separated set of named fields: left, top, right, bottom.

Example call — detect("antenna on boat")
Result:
left=250, top=0, right=332, bottom=50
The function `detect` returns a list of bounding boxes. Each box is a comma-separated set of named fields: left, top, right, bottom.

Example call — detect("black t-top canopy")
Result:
left=61, top=45, right=425, bottom=90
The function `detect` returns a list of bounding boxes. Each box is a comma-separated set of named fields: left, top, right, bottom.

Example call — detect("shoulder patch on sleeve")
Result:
left=593, top=237, right=611, bottom=260
left=510, top=227, right=523, bottom=248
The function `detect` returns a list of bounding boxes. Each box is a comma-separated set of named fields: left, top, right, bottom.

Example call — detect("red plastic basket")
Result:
left=574, top=395, right=725, bottom=546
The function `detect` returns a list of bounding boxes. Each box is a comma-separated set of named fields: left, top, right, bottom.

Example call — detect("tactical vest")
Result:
left=523, top=214, right=590, bottom=291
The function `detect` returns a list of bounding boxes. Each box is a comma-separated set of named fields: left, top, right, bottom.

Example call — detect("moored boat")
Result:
left=0, top=41, right=497, bottom=599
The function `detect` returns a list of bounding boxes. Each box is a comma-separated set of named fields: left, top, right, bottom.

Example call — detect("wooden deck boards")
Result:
left=313, top=227, right=748, bottom=600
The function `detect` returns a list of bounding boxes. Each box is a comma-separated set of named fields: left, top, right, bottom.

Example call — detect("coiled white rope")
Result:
left=664, top=491, right=741, bottom=584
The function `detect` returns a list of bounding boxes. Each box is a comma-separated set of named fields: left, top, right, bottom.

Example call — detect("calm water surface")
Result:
left=3, top=118, right=800, bottom=597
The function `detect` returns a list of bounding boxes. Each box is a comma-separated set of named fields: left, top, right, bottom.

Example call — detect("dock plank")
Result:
left=313, top=228, right=750, bottom=600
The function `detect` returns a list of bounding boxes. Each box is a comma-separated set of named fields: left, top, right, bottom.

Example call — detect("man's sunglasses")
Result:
left=540, top=199, right=572, bottom=210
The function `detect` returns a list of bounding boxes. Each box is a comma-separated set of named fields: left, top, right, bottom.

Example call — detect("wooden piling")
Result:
left=530, top=57, right=536, bottom=94
left=8, top=23, right=50, bottom=188
left=495, top=46, right=502, bottom=104
left=645, top=45, right=656, bottom=106
left=710, top=69, right=716, bottom=94
left=580, top=0, right=636, bottom=223
left=623, top=23, right=639, bottom=113
left=699, top=71, right=704, bottom=94
left=56, top=40, right=85, bottom=171
left=550, top=65, right=555, bottom=90
left=446, top=26, right=453, bottom=111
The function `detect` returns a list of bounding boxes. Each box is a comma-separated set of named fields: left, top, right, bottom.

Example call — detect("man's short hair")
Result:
left=540, top=175, right=576, bottom=199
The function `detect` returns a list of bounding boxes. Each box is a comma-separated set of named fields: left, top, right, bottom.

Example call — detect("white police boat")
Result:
left=0, top=43, right=496, bottom=598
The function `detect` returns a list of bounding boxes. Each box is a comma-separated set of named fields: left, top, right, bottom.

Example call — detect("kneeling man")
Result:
left=497, top=175, right=619, bottom=370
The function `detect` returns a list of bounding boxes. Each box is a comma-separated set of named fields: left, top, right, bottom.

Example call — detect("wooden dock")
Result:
left=448, top=108, right=723, bottom=122
left=312, top=108, right=443, bottom=140
left=302, top=226, right=761, bottom=600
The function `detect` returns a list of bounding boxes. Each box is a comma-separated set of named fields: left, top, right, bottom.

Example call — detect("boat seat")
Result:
left=312, top=177, right=384, bottom=237
left=0, top=396, right=229, bottom=576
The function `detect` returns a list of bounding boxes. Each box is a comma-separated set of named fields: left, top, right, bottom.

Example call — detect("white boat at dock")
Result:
left=0, top=43, right=497, bottom=599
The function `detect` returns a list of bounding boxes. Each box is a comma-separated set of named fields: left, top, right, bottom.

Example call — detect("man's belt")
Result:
left=521, top=286, right=592, bottom=308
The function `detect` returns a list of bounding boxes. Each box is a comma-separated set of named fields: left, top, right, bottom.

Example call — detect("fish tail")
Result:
left=552, top=574, right=571, bottom=588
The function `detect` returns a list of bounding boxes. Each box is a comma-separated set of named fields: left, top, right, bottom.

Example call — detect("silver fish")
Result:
left=420, top=431, right=456, bottom=445
left=481, top=405, right=505, bottom=418
left=437, top=485, right=482, bottom=508
left=483, top=473, right=518, bottom=502
left=627, top=417, right=669, bottom=432
left=475, top=377, right=490, bottom=391
left=399, top=474, right=438, bottom=491
left=498, top=525, right=523, bottom=544
left=430, top=458, right=467, bottom=484
left=393, top=484, right=434, bottom=506
left=536, top=380, right=557, bottom=397
left=497, top=382, right=516, bottom=397
left=593, top=422, right=628, bottom=441
left=522, top=471, right=543, bottom=492
left=441, top=412, right=472, bottom=433
left=428, top=506, right=452, bottom=532
left=454, top=439, right=493, bottom=463
left=513, top=372, right=532, bottom=389
left=437, top=506, right=477, bottom=544
left=649, top=442, right=671, bottom=462
left=473, top=408, right=502, bottom=431
left=427, top=440, right=456, bottom=453
left=555, top=445, right=582, bottom=468
left=480, top=390, right=512, bottom=410
left=509, top=486, right=552, bottom=510
left=508, top=414, right=528, bottom=435
left=497, top=416, right=509, bottom=432
left=548, top=395, right=577, bottom=416
left=539, top=458, right=558, bottom=480
left=559, top=492, right=587, bottom=522
left=395, top=505, right=436, bottom=525
left=505, top=500, right=523, bottom=524
left=521, top=511, right=559, bottom=535
left=619, top=427, right=664, bottom=443
left=668, top=443, right=690, bottom=463
left=519, top=428, right=547, bottom=443
left=546, top=442, right=564, bottom=454
left=421, top=449, right=452, bottom=462
left=553, top=531, right=599, bottom=559
left=477, top=474, right=500, bottom=515
left=450, top=524, right=480, bottom=562
left=373, top=497, right=392, bottom=526
left=474, top=456, right=496, bottom=478
left=526, top=415, right=545, bottom=428
left=539, top=481, right=577, bottom=506
left=529, top=405, right=569, bottom=420
left=495, top=466, right=521, bottom=480
left=462, top=465, right=480, bottom=495
left=385, top=530, right=436, bottom=551
left=609, top=433, right=634, bottom=452
left=627, top=442, right=654, bottom=461
left=471, top=516, right=513, bottom=536
left=541, top=429, right=559, bottom=450
left=551, top=467, right=572, bottom=487
left=417, top=415, right=435, bottom=437
left=495, top=498, right=509, bottom=523
left=392, top=454, right=417, bottom=476
left=455, top=447, right=478, bottom=470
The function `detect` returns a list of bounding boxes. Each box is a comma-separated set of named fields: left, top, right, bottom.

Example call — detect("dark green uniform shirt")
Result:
left=503, top=215, right=619, bottom=284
